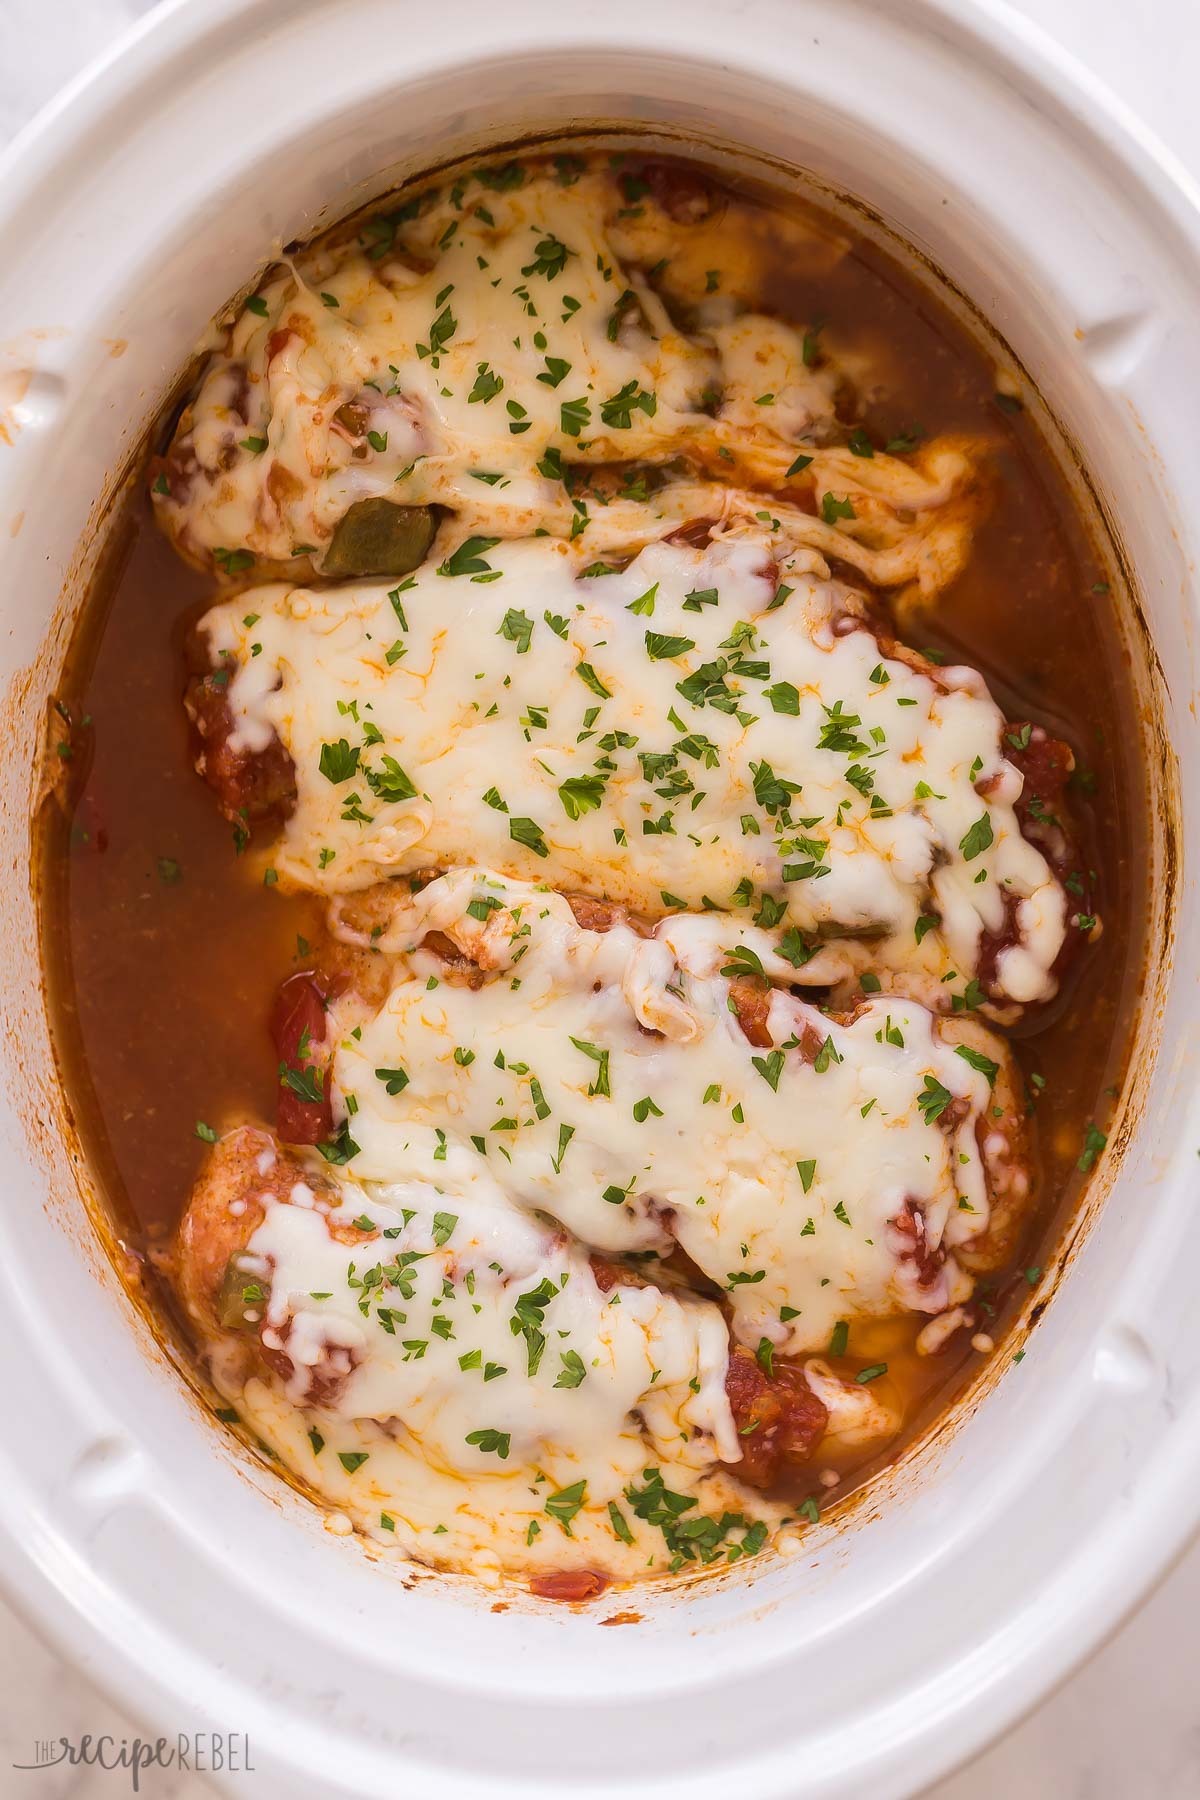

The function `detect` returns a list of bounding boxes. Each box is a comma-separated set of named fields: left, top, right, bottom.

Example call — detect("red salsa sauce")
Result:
left=40, top=147, right=1144, bottom=1516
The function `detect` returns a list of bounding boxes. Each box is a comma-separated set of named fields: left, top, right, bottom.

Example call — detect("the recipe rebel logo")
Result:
left=13, top=1733, right=255, bottom=1790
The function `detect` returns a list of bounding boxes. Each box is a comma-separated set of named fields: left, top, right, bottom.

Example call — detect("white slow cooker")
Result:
left=0, top=1, right=1196, bottom=1794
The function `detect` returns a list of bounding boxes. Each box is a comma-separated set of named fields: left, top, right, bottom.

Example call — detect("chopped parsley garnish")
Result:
left=465, top=1429, right=511, bottom=1459
left=918, top=1075, right=953, bottom=1124
left=954, top=1044, right=999, bottom=1084
left=318, top=739, right=360, bottom=784
left=317, top=1122, right=360, bottom=1165
left=560, top=397, right=591, bottom=437
left=522, top=233, right=573, bottom=281
left=365, top=756, right=418, bottom=804
left=558, top=774, right=606, bottom=819
left=1078, top=1122, right=1108, bottom=1173
left=551, top=1123, right=575, bottom=1172
left=554, top=1350, right=587, bottom=1389
left=214, top=548, right=255, bottom=576
left=498, top=608, right=534, bottom=653
left=624, top=1468, right=766, bottom=1570
left=374, top=1066, right=410, bottom=1096
left=959, top=813, right=994, bottom=860
left=600, top=381, right=657, bottom=429
left=570, top=1037, right=611, bottom=1097
left=608, top=1502, right=634, bottom=1544
left=575, top=660, right=612, bottom=698
left=820, top=492, right=856, bottom=525
left=510, top=1277, right=558, bottom=1375
left=509, top=815, right=550, bottom=858
left=751, top=1049, right=786, bottom=1091
left=645, top=630, right=695, bottom=662
left=545, top=1479, right=588, bottom=1533
left=438, top=535, right=500, bottom=578
left=280, top=1063, right=323, bottom=1106
left=468, top=362, right=504, bottom=403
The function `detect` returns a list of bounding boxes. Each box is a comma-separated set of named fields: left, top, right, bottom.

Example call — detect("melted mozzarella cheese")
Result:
left=225, top=1166, right=762, bottom=1578
left=253, top=1173, right=737, bottom=1464
left=157, top=152, right=1081, bottom=1590
left=233, top=1373, right=785, bottom=1582
left=323, top=869, right=1009, bottom=1352
left=204, top=531, right=1067, bottom=1003
left=153, top=164, right=976, bottom=596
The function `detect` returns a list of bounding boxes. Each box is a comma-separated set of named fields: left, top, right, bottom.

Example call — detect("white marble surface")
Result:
left=1, top=2, right=1197, bottom=1794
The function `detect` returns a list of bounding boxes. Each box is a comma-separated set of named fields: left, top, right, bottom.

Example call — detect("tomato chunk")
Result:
left=270, top=973, right=332, bottom=1145
left=725, top=1346, right=828, bottom=1487
left=529, top=1569, right=609, bottom=1602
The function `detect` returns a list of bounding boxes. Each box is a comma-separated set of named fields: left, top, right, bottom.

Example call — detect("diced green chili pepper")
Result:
left=321, top=500, right=437, bottom=578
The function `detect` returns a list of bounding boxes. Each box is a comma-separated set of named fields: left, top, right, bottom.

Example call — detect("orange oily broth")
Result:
left=43, top=153, right=1141, bottom=1510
